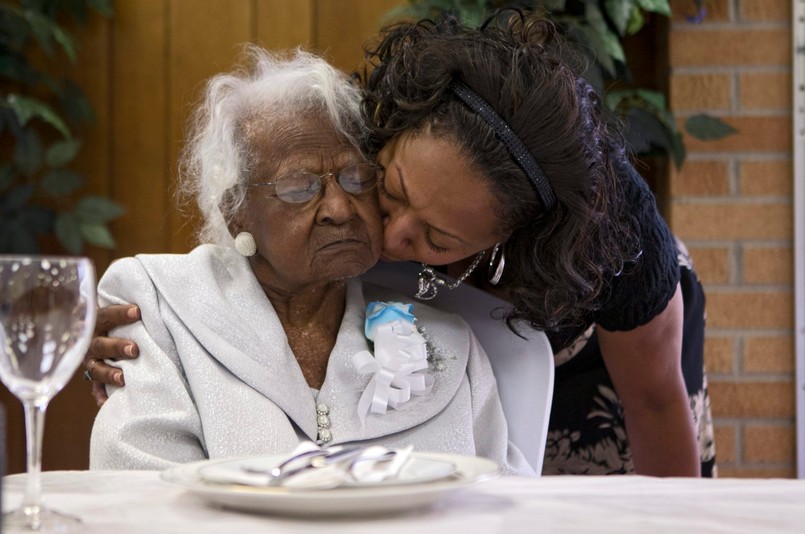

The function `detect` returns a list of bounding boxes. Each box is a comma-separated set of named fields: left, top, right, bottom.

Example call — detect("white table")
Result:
left=4, top=471, right=805, bottom=533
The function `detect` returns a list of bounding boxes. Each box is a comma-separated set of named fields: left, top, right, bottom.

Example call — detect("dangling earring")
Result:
left=415, top=250, right=486, bottom=300
left=487, top=243, right=505, bottom=286
left=234, top=231, right=257, bottom=257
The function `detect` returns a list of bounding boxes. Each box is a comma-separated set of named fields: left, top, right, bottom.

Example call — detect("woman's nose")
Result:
left=379, top=202, right=413, bottom=258
left=316, top=175, right=356, bottom=225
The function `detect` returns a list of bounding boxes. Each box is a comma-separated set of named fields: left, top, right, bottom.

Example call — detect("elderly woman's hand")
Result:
left=83, top=304, right=141, bottom=407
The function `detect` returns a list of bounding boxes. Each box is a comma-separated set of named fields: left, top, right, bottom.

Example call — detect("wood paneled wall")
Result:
left=1, top=0, right=402, bottom=474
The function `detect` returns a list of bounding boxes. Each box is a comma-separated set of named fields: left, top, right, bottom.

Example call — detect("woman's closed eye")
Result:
left=424, top=233, right=449, bottom=254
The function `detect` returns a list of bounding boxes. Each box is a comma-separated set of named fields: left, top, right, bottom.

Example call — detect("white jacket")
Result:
left=90, top=245, right=532, bottom=476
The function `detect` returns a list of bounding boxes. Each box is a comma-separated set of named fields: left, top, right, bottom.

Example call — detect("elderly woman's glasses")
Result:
left=248, top=162, right=378, bottom=204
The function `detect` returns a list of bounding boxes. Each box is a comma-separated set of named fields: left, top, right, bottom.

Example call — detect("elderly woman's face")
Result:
left=238, top=118, right=383, bottom=291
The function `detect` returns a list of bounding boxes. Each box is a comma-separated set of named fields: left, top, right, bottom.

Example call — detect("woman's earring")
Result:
left=234, top=231, right=257, bottom=257
left=488, top=243, right=505, bottom=285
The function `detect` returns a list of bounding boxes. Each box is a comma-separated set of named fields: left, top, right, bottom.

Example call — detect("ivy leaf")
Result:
left=80, top=221, right=116, bottom=248
left=19, top=205, right=54, bottom=234
left=604, top=0, right=634, bottom=36
left=60, top=81, right=95, bottom=125
left=55, top=212, right=83, bottom=254
left=0, top=163, right=15, bottom=192
left=13, top=129, right=43, bottom=176
left=51, top=24, right=77, bottom=63
left=41, top=169, right=85, bottom=197
left=45, top=138, right=82, bottom=168
left=626, top=5, right=645, bottom=35
left=584, top=3, right=626, bottom=65
left=88, top=0, right=115, bottom=17
left=2, top=182, right=35, bottom=212
left=75, top=195, right=126, bottom=223
left=5, top=93, right=72, bottom=138
left=684, top=114, right=738, bottom=140
left=636, top=0, right=671, bottom=17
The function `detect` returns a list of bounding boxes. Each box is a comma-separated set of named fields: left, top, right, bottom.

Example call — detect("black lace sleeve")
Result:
left=592, top=162, right=680, bottom=332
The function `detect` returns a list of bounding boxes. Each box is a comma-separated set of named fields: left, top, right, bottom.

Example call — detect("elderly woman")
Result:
left=89, top=47, right=532, bottom=476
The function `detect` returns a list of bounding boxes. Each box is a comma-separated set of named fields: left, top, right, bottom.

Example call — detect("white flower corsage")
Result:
left=352, top=301, right=434, bottom=424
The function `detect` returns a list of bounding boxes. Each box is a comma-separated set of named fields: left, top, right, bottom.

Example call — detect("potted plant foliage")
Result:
left=0, top=0, right=123, bottom=254
left=387, top=0, right=736, bottom=168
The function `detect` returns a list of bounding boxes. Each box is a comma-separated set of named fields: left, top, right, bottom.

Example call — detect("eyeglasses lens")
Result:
left=273, top=163, right=377, bottom=204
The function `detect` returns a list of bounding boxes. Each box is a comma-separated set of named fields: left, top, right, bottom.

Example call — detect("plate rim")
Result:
left=161, top=451, right=499, bottom=502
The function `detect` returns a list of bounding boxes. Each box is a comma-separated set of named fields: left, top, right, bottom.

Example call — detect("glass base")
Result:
left=3, top=505, right=81, bottom=533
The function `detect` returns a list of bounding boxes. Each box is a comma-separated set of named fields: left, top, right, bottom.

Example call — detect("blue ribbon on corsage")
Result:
left=352, top=302, right=434, bottom=425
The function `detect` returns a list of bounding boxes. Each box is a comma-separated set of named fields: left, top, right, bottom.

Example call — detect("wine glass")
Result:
left=0, top=256, right=96, bottom=532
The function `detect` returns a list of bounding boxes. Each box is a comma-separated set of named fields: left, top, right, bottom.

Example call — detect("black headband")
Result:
left=449, top=80, right=556, bottom=211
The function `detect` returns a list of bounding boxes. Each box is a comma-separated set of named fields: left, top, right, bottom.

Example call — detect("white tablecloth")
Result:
left=4, top=471, right=805, bottom=533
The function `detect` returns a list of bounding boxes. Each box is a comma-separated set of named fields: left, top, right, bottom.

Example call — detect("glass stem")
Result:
left=21, top=398, right=49, bottom=515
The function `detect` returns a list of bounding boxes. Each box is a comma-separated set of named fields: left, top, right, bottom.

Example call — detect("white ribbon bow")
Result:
left=353, top=320, right=434, bottom=425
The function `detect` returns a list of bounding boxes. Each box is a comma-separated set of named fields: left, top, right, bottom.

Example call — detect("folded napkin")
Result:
left=200, top=443, right=413, bottom=490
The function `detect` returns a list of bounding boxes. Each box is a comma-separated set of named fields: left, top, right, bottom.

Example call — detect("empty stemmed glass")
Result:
left=0, top=256, right=97, bottom=532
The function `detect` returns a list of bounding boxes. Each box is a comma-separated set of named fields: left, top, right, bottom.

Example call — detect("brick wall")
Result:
left=668, top=0, right=795, bottom=477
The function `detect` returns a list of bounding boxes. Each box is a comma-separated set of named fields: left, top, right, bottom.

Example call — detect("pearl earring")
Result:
left=234, top=231, right=257, bottom=257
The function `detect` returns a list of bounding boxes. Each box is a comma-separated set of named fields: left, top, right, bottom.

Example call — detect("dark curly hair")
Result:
left=361, top=11, right=641, bottom=335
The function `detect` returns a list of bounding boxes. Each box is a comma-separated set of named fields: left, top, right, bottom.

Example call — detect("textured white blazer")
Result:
left=90, top=245, right=533, bottom=476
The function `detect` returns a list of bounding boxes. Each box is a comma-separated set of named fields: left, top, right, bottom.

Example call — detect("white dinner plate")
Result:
left=160, top=452, right=499, bottom=517
left=198, top=453, right=457, bottom=488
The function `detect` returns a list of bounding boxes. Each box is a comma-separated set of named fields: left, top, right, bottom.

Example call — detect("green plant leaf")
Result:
left=75, top=195, right=125, bottom=223
left=55, top=212, right=83, bottom=254
left=604, top=0, right=634, bottom=36
left=51, top=24, right=77, bottom=63
left=626, top=5, right=645, bottom=35
left=0, top=163, right=14, bottom=192
left=5, top=93, right=72, bottom=138
left=584, top=3, right=626, bottom=64
left=41, top=169, right=85, bottom=197
left=60, top=81, right=95, bottom=125
left=2, top=183, right=35, bottom=212
left=19, top=205, right=54, bottom=234
left=684, top=114, right=738, bottom=140
left=88, top=0, right=115, bottom=17
left=538, top=0, right=567, bottom=10
left=13, top=129, right=44, bottom=176
left=46, top=138, right=83, bottom=168
left=80, top=221, right=116, bottom=248
left=0, top=215, right=40, bottom=254
left=24, top=9, right=56, bottom=57
left=636, top=0, right=671, bottom=16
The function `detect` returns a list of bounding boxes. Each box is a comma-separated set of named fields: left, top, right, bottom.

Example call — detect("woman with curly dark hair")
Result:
left=85, top=11, right=714, bottom=477
left=359, top=12, right=714, bottom=477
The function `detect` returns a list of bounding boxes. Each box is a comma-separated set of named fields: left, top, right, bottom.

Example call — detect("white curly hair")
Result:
left=179, top=46, right=368, bottom=246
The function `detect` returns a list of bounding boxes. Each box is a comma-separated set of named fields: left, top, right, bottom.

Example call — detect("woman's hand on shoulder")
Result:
left=84, top=304, right=141, bottom=407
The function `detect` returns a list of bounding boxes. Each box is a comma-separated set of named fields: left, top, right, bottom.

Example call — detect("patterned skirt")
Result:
left=542, top=249, right=716, bottom=476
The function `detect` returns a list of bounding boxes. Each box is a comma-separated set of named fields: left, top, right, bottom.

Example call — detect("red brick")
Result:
left=743, top=246, right=793, bottom=285
left=704, top=337, right=734, bottom=373
left=671, top=203, right=792, bottom=240
left=709, top=380, right=794, bottom=418
left=739, top=72, right=792, bottom=110
left=744, top=424, right=795, bottom=463
left=740, top=2, right=792, bottom=21
left=671, top=0, right=731, bottom=23
left=681, top=116, right=791, bottom=153
left=718, top=466, right=796, bottom=478
left=670, top=29, right=790, bottom=67
left=741, top=160, right=793, bottom=196
left=713, top=424, right=736, bottom=463
left=671, top=73, right=731, bottom=111
left=744, top=337, right=795, bottom=374
left=670, top=160, right=730, bottom=196
left=706, top=291, right=793, bottom=329
left=688, top=246, right=731, bottom=284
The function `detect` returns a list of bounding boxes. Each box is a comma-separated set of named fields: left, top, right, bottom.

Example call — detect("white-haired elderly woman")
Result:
left=89, top=47, right=533, bottom=476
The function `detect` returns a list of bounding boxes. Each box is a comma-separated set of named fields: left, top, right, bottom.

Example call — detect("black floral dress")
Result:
left=542, top=164, right=716, bottom=477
